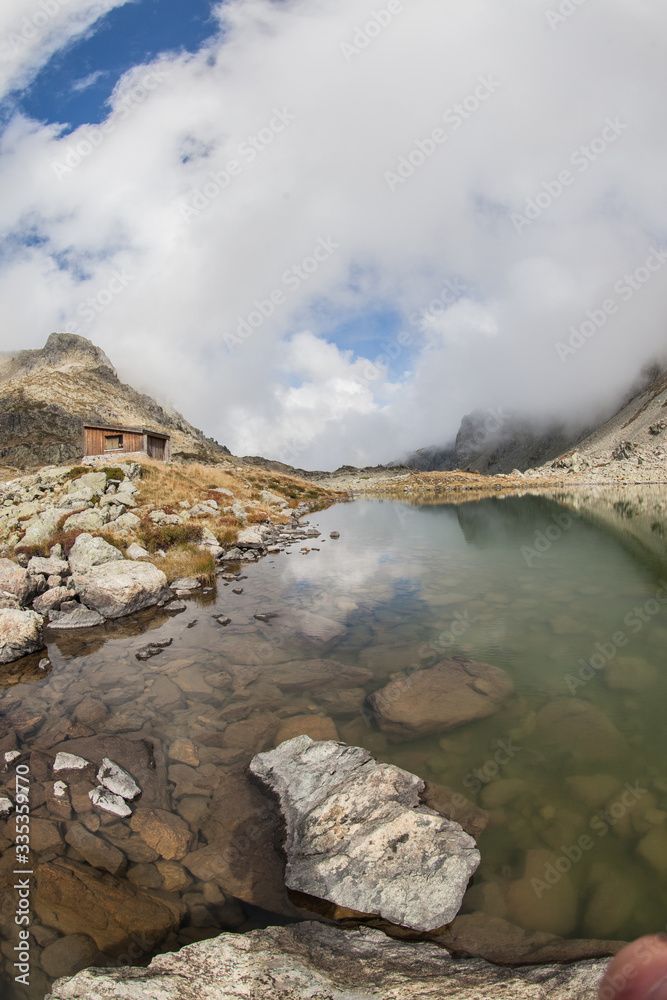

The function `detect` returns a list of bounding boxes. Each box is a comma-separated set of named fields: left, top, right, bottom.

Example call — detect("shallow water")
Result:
left=2, top=490, right=667, bottom=996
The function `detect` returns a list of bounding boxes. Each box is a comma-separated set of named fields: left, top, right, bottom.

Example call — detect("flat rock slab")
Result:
left=46, top=921, right=608, bottom=1000
left=47, top=607, right=105, bottom=629
left=250, top=736, right=480, bottom=931
left=368, top=656, right=514, bottom=740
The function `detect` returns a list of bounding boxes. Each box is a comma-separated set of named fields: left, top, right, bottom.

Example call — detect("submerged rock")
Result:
left=35, top=858, right=185, bottom=955
left=368, top=656, right=514, bottom=740
left=0, top=608, right=45, bottom=663
left=46, top=921, right=609, bottom=1000
left=250, top=736, right=480, bottom=932
left=535, top=699, right=627, bottom=761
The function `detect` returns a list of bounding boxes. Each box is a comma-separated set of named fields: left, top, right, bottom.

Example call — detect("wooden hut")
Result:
left=83, top=424, right=171, bottom=461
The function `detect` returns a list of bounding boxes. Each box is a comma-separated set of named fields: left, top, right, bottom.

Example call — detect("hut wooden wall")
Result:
left=84, top=427, right=144, bottom=456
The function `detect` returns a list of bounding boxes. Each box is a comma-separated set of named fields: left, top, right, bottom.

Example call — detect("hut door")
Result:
left=147, top=436, right=165, bottom=460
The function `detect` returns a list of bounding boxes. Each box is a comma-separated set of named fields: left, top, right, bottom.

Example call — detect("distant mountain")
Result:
left=547, top=365, right=667, bottom=475
left=404, top=364, right=667, bottom=476
left=0, top=333, right=230, bottom=468
left=404, top=411, right=588, bottom=475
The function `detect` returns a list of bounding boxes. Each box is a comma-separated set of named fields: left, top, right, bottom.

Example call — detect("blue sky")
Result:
left=4, top=0, right=413, bottom=383
left=15, top=0, right=219, bottom=132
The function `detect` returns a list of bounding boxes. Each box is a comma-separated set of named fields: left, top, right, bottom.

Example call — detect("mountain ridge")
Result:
left=0, top=333, right=230, bottom=468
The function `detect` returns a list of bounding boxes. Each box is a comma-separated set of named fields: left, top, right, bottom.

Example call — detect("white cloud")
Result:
left=1, top=0, right=667, bottom=468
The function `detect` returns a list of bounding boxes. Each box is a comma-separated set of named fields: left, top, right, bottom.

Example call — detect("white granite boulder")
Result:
left=250, top=737, right=480, bottom=932
left=0, top=608, right=45, bottom=663
left=67, top=534, right=124, bottom=575
left=74, top=561, right=170, bottom=619
left=45, top=922, right=609, bottom=1000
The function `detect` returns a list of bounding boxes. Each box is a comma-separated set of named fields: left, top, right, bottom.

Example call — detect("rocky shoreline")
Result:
left=2, top=461, right=661, bottom=998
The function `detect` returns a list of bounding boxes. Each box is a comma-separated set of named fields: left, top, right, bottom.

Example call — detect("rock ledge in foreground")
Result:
left=46, top=922, right=608, bottom=1000
left=249, top=736, right=480, bottom=932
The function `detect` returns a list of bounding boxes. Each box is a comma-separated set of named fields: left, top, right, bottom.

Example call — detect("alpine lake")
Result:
left=2, top=485, right=667, bottom=998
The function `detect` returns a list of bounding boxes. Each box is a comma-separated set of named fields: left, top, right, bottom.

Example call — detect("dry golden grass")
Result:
left=149, top=544, right=216, bottom=584
left=136, top=458, right=333, bottom=509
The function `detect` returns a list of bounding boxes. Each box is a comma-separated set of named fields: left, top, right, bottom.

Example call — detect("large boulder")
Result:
left=27, top=555, right=70, bottom=577
left=68, top=534, right=124, bottom=575
left=368, top=656, right=514, bottom=740
left=68, top=472, right=107, bottom=495
left=0, top=557, right=41, bottom=605
left=45, top=921, right=609, bottom=1000
left=249, top=737, right=480, bottom=932
left=236, top=525, right=273, bottom=549
left=64, top=510, right=109, bottom=532
left=20, top=509, right=62, bottom=546
left=0, top=608, right=44, bottom=663
left=74, top=561, right=170, bottom=619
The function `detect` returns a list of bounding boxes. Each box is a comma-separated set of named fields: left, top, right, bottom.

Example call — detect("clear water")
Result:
left=2, top=490, right=667, bottom=996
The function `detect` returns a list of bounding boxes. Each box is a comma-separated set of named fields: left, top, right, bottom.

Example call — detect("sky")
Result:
left=0, top=0, right=666, bottom=469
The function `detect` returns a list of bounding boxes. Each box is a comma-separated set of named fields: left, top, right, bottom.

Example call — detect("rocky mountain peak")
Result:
left=42, top=333, right=117, bottom=375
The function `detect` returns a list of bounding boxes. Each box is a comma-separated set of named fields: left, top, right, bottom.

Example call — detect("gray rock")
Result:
left=149, top=510, right=182, bottom=525
left=170, top=577, right=200, bottom=591
left=97, top=758, right=141, bottom=800
left=63, top=509, right=110, bottom=532
left=236, top=525, right=273, bottom=549
left=74, top=561, right=170, bottom=619
left=58, top=488, right=95, bottom=510
left=68, top=472, right=107, bottom=495
left=27, top=555, right=70, bottom=577
left=21, top=508, right=62, bottom=546
left=250, top=737, right=480, bottom=932
left=0, top=557, right=41, bottom=605
left=68, top=533, right=125, bottom=575
left=222, top=547, right=243, bottom=561
left=187, top=503, right=217, bottom=517
left=48, top=607, right=105, bottom=629
left=111, top=512, right=141, bottom=532
left=260, top=489, right=288, bottom=507
left=0, top=608, right=45, bottom=663
left=126, top=542, right=150, bottom=560
left=0, top=591, right=22, bottom=610
left=45, top=921, right=608, bottom=1000
left=34, top=586, right=72, bottom=614
left=116, top=480, right=139, bottom=496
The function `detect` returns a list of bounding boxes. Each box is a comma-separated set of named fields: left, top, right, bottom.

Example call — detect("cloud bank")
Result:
left=1, top=0, right=666, bottom=468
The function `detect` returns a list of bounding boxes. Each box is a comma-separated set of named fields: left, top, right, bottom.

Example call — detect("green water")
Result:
left=2, top=489, right=667, bottom=996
